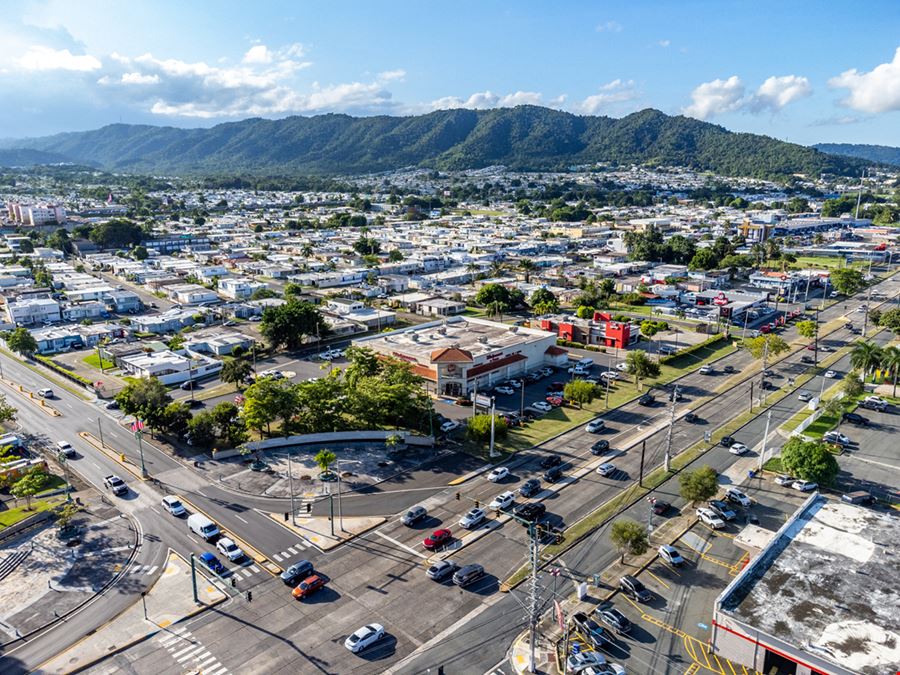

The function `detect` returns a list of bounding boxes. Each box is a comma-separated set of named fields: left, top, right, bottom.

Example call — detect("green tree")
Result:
left=54, top=501, right=80, bottom=531
left=575, top=305, right=595, bottom=319
left=609, top=518, right=649, bottom=563
left=131, top=245, right=149, bottom=260
left=260, top=299, right=329, bottom=351
left=210, top=402, right=248, bottom=446
left=466, top=414, right=508, bottom=443
left=11, top=468, right=51, bottom=510
left=819, top=397, right=844, bottom=421
left=841, top=370, right=865, bottom=398
left=475, top=283, right=511, bottom=308
left=187, top=412, right=218, bottom=448
left=115, top=377, right=172, bottom=432
left=745, top=334, right=790, bottom=364
left=518, top=258, right=537, bottom=283
left=241, top=377, right=296, bottom=437
left=5, top=327, right=38, bottom=357
left=0, top=395, right=17, bottom=425
left=88, top=219, right=144, bottom=248
left=388, top=249, right=404, bottom=262
left=564, top=380, right=597, bottom=409
left=877, top=308, right=900, bottom=335
left=343, top=345, right=382, bottom=387
left=829, top=268, right=865, bottom=296
left=849, top=341, right=884, bottom=380
left=220, top=357, right=253, bottom=391
left=314, top=449, right=337, bottom=476
left=780, top=438, right=839, bottom=486
left=0, top=444, right=19, bottom=489
left=689, top=248, right=718, bottom=271
left=161, top=401, right=192, bottom=437
left=679, top=465, right=719, bottom=504
left=352, top=237, right=381, bottom=255
left=796, top=320, right=818, bottom=341
left=625, top=350, right=660, bottom=390
left=881, top=345, right=900, bottom=397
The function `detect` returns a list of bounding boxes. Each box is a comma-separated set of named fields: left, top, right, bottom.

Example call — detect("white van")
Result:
left=187, top=513, right=220, bottom=540
left=37, top=388, right=54, bottom=398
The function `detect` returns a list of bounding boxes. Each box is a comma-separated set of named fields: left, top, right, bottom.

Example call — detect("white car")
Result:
left=494, top=386, right=514, bottom=396
left=774, top=474, right=796, bottom=486
left=823, top=431, right=850, bottom=446
left=440, top=420, right=460, bottom=433
left=729, top=442, right=749, bottom=456
left=596, top=463, right=617, bottom=477
left=797, top=391, right=812, bottom=402
left=615, top=362, right=629, bottom=372
left=216, top=537, right=244, bottom=562
left=508, top=379, right=523, bottom=389
left=489, top=491, right=515, bottom=510
left=487, top=467, right=509, bottom=482
left=600, top=371, right=618, bottom=381
left=55, top=440, right=76, bottom=458
left=658, top=544, right=684, bottom=566
left=531, top=401, right=552, bottom=413
left=697, top=508, right=725, bottom=529
left=699, top=365, right=713, bottom=375
left=161, top=495, right=186, bottom=516
left=725, top=488, right=752, bottom=507
left=864, top=395, right=888, bottom=407
left=344, top=623, right=385, bottom=653
left=459, top=507, right=486, bottom=529
left=792, top=480, right=818, bottom=492
left=824, top=370, right=837, bottom=378
left=567, top=651, right=607, bottom=672
left=585, top=419, right=605, bottom=434
left=540, top=367, right=554, bottom=377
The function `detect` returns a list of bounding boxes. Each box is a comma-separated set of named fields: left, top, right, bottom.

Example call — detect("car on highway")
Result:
left=543, top=465, right=563, bottom=483
left=37, top=388, right=54, bottom=398
left=540, top=454, right=562, bottom=469
left=652, top=500, right=670, bottom=515
left=513, top=502, right=546, bottom=523
left=708, top=500, right=737, bottom=521
left=423, top=529, right=452, bottom=550
left=595, top=463, right=617, bottom=477
left=104, top=474, right=128, bottom=496
left=590, top=439, right=610, bottom=455
left=216, top=537, right=243, bottom=562
left=697, top=507, right=726, bottom=529
left=619, top=575, right=652, bottom=602
left=519, top=478, right=541, bottom=498
left=280, top=560, right=314, bottom=585
left=199, top=552, right=225, bottom=575
left=658, top=544, right=685, bottom=566
left=842, top=412, right=870, bottom=426
left=823, top=431, right=851, bottom=446
left=797, top=391, right=812, bottom=402
left=161, top=495, right=186, bottom=516
left=494, top=386, right=514, bottom=396
left=487, top=466, right=509, bottom=482
left=801, top=355, right=815, bottom=364
left=55, top=440, right=76, bottom=459
left=638, top=393, right=655, bottom=406
left=585, top=418, right=606, bottom=433
left=725, top=488, right=751, bottom=507
left=453, top=563, right=485, bottom=588
left=530, top=401, right=553, bottom=413
left=571, top=611, right=610, bottom=649
left=401, top=505, right=427, bottom=526
left=597, top=607, right=633, bottom=634
left=729, top=442, right=749, bottom=456
left=792, top=479, right=818, bottom=492
left=824, top=370, right=837, bottom=378
left=439, top=420, right=460, bottom=433
left=723, top=365, right=735, bottom=374
left=292, top=574, right=326, bottom=599
left=459, top=508, right=486, bottom=529
left=719, top=435, right=735, bottom=447
left=344, top=623, right=385, bottom=653
left=684, top=412, right=699, bottom=423
left=426, top=559, right=458, bottom=581
left=668, top=387, right=684, bottom=401
left=489, top=491, right=515, bottom=511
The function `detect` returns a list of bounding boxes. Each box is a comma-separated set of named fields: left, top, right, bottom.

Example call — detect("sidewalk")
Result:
left=38, top=550, right=226, bottom=674
left=264, top=512, right=385, bottom=551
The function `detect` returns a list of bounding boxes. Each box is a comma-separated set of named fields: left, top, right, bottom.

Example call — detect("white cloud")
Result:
left=752, top=75, right=812, bottom=112
left=829, top=46, right=900, bottom=114
left=427, top=90, right=544, bottom=111
left=242, top=45, right=272, bottom=64
left=120, top=72, right=160, bottom=85
left=377, top=69, right=406, bottom=82
left=596, top=20, right=622, bottom=32
left=658, top=40, right=671, bottom=48
left=578, top=79, right=639, bottom=114
left=18, top=45, right=101, bottom=72
left=683, top=75, right=745, bottom=119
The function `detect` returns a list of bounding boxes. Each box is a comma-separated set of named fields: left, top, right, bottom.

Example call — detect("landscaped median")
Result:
left=0, top=497, right=63, bottom=530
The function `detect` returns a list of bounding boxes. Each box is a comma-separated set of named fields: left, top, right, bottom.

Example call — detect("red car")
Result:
left=292, top=574, right=326, bottom=599
left=423, top=528, right=452, bottom=550
left=546, top=396, right=563, bottom=407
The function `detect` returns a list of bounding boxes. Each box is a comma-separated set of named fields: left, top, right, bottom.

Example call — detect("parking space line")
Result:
left=646, top=570, right=670, bottom=589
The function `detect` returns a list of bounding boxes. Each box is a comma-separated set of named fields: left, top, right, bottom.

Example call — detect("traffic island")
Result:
left=37, top=550, right=226, bottom=674
left=265, top=512, right=385, bottom=551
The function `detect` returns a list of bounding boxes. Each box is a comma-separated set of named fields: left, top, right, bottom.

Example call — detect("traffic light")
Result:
left=246, top=591, right=252, bottom=602
left=284, top=512, right=289, bottom=521
left=306, top=503, right=312, bottom=513
left=230, top=577, right=236, bottom=587
left=455, top=492, right=461, bottom=501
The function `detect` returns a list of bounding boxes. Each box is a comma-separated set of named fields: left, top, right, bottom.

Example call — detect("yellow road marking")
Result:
left=685, top=664, right=701, bottom=675
left=647, top=570, right=671, bottom=589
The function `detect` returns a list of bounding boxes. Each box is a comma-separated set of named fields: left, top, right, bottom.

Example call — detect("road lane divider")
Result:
left=78, top=431, right=147, bottom=481
left=0, top=378, right=62, bottom=417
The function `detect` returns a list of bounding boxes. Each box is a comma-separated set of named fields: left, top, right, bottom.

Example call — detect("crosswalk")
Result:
left=228, top=563, right=261, bottom=579
left=157, top=624, right=229, bottom=674
left=270, top=541, right=312, bottom=563
left=127, top=564, right=159, bottom=576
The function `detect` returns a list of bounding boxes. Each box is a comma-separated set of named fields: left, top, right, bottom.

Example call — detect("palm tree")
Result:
left=487, top=300, right=507, bottom=321
left=880, top=345, right=900, bottom=397
left=221, top=357, right=253, bottom=392
left=850, top=341, right=884, bottom=381
left=625, top=350, right=660, bottom=391
left=314, top=449, right=336, bottom=477
left=465, top=262, right=479, bottom=280
left=301, top=243, right=313, bottom=257
left=488, top=260, right=506, bottom=278
left=518, top=258, right=537, bottom=283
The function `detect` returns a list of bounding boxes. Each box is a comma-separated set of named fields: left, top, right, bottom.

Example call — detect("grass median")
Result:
left=0, top=498, right=62, bottom=529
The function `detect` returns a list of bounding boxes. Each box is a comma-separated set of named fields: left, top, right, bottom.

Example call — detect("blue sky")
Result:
left=1, top=0, right=899, bottom=146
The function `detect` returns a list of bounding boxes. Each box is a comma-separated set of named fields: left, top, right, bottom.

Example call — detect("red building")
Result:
left=540, top=312, right=639, bottom=350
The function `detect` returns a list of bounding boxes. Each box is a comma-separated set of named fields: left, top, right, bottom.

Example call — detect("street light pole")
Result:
left=757, top=410, right=772, bottom=472
left=337, top=458, right=345, bottom=533
left=58, top=452, right=71, bottom=501
left=287, top=448, right=296, bottom=526
left=135, top=429, right=147, bottom=477
left=97, top=418, right=105, bottom=448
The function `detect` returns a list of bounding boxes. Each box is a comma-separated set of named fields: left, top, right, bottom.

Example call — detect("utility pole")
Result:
left=639, top=439, right=646, bottom=486
left=287, top=448, right=296, bottom=525
left=189, top=358, right=195, bottom=403
left=489, top=397, right=498, bottom=458
left=759, top=338, right=770, bottom=407
left=862, top=285, right=873, bottom=338
left=527, top=521, right=540, bottom=674
left=520, top=382, right=525, bottom=417
left=58, top=452, right=71, bottom=502
left=97, top=418, right=105, bottom=448
left=814, top=306, right=820, bottom=367
left=337, top=458, right=345, bottom=532
left=757, top=410, right=772, bottom=472
left=663, top=393, right=676, bottom=473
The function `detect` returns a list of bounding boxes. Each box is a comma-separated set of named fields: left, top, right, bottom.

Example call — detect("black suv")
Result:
left=842, top=412, right=870, bottom=426
left=590, top=439, right=610, bottom=455
left=800, top=355, right=814, bottom=364
left=619, top=575, right=652, bottom=602
left=720, top=435, right=735, bottom=447
left=723, top=365, right=735, bottom=374
left=539, top=454, right=561, bottom=469
left=638, top=393, right=655, bottom=406
left=597, top=607, right=632, bottom=634
left=543, top=465, right=563, bottom=483
left=513, top=502, right=546, bottom=523
left=519, top=478, right=541, bottom=498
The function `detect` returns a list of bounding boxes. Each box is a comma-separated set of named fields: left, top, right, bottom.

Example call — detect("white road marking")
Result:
left=374, top=530, right=428, bottom=560
left=249, top=564, right=260, bottom=573
left=233, top=514, right=248, bottom=524
left=146, top=565, right=158, bottom=575
left=287, top=545, right=299, bottom=554
left=149, top=507, right=161, bottom=516
left=241, top=569, right=252, bottom=578
left=90, top=461, right=102, bottom=470
left=176, top=645, right=206, bottom=662
left=272, top=553, right=284, bottom=562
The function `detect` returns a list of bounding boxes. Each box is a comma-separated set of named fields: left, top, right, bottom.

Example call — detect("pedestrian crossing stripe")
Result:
left=156, top=628, right=230, bottom=674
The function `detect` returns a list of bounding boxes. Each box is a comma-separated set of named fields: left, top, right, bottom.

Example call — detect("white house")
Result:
left=118, top=349, right=222, bottom=385
left=4, top=296, right=61, bottom=325
left=218, top=278, right=268, bottom=300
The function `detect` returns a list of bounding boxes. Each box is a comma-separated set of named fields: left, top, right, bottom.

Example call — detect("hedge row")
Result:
left=34, top=355, right=95, bottom=388
left=658, top=334, right=728, bottom=365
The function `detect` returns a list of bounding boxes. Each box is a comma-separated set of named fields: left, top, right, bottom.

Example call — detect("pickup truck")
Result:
left=104, top=475, right=128, bottom=496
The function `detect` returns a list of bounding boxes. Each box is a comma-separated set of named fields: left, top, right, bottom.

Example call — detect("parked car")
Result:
left=697, top=507, right=725, bottom=529
left=494, top=386, right=514, bottom=396
left=423, top=529, right=452, bottom=550
left=590, top=439, right=610, bottom=454
left=708, top=500, right=737, bottom=521
left=725, top=488, right=751, bottom=507
left=508, top=379, right=523, bottom=389
left=774, top=474, right=796, bottom=486
left=823, top=431, right=851, bottom=446
left=723, top=365, right=735, bottom=374
left=792, top=480, right=818, bottom=492
left=585, top=419, right=606, bottom=433
left=105, top=399, right=120, bottom=409
left=292, top=574, right=326, bottom=599
left=280, top=560, right=314, bottom=585
left=567, top=651, right=608, bottom=673
left=161, top=495, right=186, bottom=516
left=216, top=537, right=243, bottom=562
left=199, top=551, right=225, bottom=575
left=344, top=623, right=385, bottom=653
left=531, top=401, right=552, bottom=413
left=619, top=575, right=652, bottom=602
left=489, top=491, right=515, bottom=510
left=487, top=466, right=509, bottom=482
left=699, top=365, right=713, bottom=375
left=459, top=508, right=486, bottom=529
left=519, top=478, right=541, bottom=497
left=842, top=412, right=870, bottom=426
left=540, top=454, right=561, bottom=469
left=658, top=544, right=684, bottom=566
left=180, top=380, right=195, bottom=391
left=546, top=381, right=565, bottom=392
left=513, top=502, right=546, bottom=523
left=440, top=420, right=460, bottom=433
left=426, top=559, right=458, bottom=581
left=862, top=396, right=888, bottom=411
left=729, top=442, right=749, bottom=456
left=595, top=463, right=617, bottom=477
left=543, top=465, right=563, bottom=483
left=572, top=611, right=610, bottom=649
left=652, top=500, right=670, bottom=516
left=597, top=607, right=632, bottom=634
left=841, top=491, right=875, bottom=505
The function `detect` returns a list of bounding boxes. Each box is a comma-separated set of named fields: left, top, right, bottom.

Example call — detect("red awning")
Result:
left=466, top=353, right=527, bottom=378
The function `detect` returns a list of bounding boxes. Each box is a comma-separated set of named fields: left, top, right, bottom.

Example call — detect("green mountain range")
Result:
left=813, top=143, right=900, bottom=167
left=4, top=106, right=870, bottom=178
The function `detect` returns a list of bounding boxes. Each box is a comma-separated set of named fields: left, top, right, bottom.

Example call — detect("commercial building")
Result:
left=6, top=201, right=67, bottom=226
left=713, top=495, right=899, bottom=675
left=538, top=312, right=640, bottom=350
left=353, top=316, right=566, bottom=397
left=4, top=296, right=61, bottom=325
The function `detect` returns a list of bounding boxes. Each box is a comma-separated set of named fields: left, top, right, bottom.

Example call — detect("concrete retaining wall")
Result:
left=0, top=510, right=53, bottom=542
left=214, top=430, right=434, bottom=460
